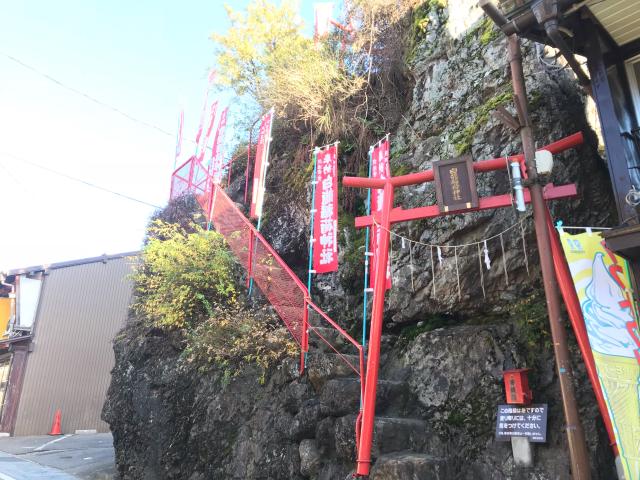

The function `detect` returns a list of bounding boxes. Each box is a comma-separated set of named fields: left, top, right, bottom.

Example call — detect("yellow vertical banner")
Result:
left=560, top=231, right=640, bottom=479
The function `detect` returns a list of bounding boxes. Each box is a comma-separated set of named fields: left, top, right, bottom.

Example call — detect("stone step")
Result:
left=370, top=452, right=451, bottom=480
left=307, top=326, right=354, bottom=355
left=371, top=417, right=430, bottom=457
left=333, top=415, right=430, bottom=461
left=305, top=353, right=362, bottom=392
left=319, top=378, right=411, bottom=417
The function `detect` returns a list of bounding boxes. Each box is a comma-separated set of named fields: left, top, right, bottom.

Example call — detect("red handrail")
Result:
left=305, top=298, right=366, bottom=452
left=306, top=299, right=365, bottom=382
left=211, top=185, right=309, bottom=293
left=171, top=157, right=366, bottom=457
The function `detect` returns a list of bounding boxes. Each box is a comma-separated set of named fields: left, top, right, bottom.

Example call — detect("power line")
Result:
left=1, top=50, right=175, bottom=137
left=1, top=50, right=214, bottom=151
left=0, top=151, right=162, bottom=209
left=0, top=160, right=26, bottom=189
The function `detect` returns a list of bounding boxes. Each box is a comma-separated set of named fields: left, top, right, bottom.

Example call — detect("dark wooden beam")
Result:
left=620, top=38, right=640, bottom=62
left=585, top=27, right=636, bottom=223
left=580, top=7, right=619, bottom=54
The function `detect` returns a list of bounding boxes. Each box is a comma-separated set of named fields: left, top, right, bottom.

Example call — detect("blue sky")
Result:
left=0, top=0, right=317, bottom=271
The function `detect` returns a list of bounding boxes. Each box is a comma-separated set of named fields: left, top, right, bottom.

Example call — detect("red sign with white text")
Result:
left=313, top=145, right=339, bottom=273
left=250, top=110, right=274, bottom=219
left=370, top=139, right=392, bottom=290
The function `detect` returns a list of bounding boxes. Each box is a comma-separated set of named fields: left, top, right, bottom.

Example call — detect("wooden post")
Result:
left=508, top=35, right=592, bottom=480
left=584, top=27, right=636, bottom=224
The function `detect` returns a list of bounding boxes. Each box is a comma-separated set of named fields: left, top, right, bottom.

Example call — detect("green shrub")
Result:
left=212, top=0, right=362, bottom=136
left=183, top=305, right=297, bottom=382
left=132, top=220, right=237, bottom=328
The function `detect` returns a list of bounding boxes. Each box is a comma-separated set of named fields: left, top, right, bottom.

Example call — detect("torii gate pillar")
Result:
left=343, top=133, right=584, bottom=477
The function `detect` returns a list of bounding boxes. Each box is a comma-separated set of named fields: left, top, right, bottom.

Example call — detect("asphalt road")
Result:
left=0, top=433, right=115, bottom=480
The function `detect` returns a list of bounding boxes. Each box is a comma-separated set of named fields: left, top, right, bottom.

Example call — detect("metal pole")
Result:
left=248, top=216, right=261, bottom=296
left=301, top=297, right=309, bottom=375
left=206, top=181, right=218, bottom=232
left=246, top=230, right=254, bottom=289
left=508, top=34, right=591, bottom=479
left=307, top=149, right=319, bottom=294
left=303, top=149, right=319, bottom=370
left=248, top=109, right=275, bottom=297
left=244, top=140, right=251, bottom=205
left=362, top=147, right=374, bottom=349
left=356, top=181, right=394, bottom=477
left=244, top=116, right=261, bottom=205
left=226, top=155, right=234, bottom=187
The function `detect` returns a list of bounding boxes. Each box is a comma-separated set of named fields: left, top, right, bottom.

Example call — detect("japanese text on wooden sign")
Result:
left=433, top=155, right=479, bottom=213
left=370, top=140, right=392, bottom=290
left=313, top=145, right=339, bottom=273
left=495, top=404, right=548, bottom=443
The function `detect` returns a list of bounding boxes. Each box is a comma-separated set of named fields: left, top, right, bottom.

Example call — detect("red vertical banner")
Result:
left=198, top=100, right=218, bottom=163
left=370, top=139, right=392, bottom=290
left=313, top=145, right=339, bottom=273
left=174, top=109, right=184, bottom=162
left=210, top=106, right=228, bottom=185
left=195, top=70, right=216, bottom=148
left=250, top=109, right=274, bottom=219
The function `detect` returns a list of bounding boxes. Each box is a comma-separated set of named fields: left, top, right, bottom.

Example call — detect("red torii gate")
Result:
left=343, top=132, right=583, bottom=477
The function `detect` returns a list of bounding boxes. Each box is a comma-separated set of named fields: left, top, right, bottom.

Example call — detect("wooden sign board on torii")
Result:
left=342, top=132, right=583, bottom=478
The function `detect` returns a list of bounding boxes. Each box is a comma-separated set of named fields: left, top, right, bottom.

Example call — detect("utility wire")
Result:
left=0, top=160, right=26, bottom=189
left=1, top=51, right=175, bottom=138
left=1, top=50, right=214, bottom=151
left=0, top=151, right=162, bottom=209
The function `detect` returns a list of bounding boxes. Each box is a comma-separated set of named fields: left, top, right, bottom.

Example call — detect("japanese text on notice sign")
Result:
left=495, top=404, right=548, bottom=443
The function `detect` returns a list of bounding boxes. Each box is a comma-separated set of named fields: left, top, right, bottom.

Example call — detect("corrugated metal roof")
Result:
left=0, top=336, right=31, bottom=348
left=588, top=0, right=640, bottom=46
left=6, top=251, right=139, bottom=278
left=13, top=256, right=134, bottom=435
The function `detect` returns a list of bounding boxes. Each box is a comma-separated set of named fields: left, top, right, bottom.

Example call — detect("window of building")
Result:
left=17, top=276, right=42, bottom=330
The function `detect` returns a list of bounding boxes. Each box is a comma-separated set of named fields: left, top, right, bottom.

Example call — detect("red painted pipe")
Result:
left=545, top=207, right=619, bottom=455
left=355, top=182, right=394, bottom=477
left=171, top=157, right=193, bottom=177
left=354, top=184, right=577, bottom=228
left=246, top=229, right=254, bottom=289
left=343, top=132, right=584, bottom=190
left=244, top=142, right=252, bottom=204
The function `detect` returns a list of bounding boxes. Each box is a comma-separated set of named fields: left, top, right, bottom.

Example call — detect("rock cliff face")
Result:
left=104, top=2, right=619, bottom=479
left=105, top=317, right=615, bottom=479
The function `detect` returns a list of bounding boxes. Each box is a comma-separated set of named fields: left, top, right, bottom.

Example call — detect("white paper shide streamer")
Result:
left=483, top=240, right=491, bottom=270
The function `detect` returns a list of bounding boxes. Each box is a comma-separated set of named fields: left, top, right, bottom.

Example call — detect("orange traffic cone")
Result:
left=48, top=409, right=62, bottom=436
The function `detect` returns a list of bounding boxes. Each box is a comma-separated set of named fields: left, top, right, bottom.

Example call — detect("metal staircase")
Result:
left=169, top=155, right=369, bottom=475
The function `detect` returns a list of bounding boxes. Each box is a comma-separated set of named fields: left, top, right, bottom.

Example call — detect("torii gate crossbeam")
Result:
left=343, top=132, right=583, bottom=477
